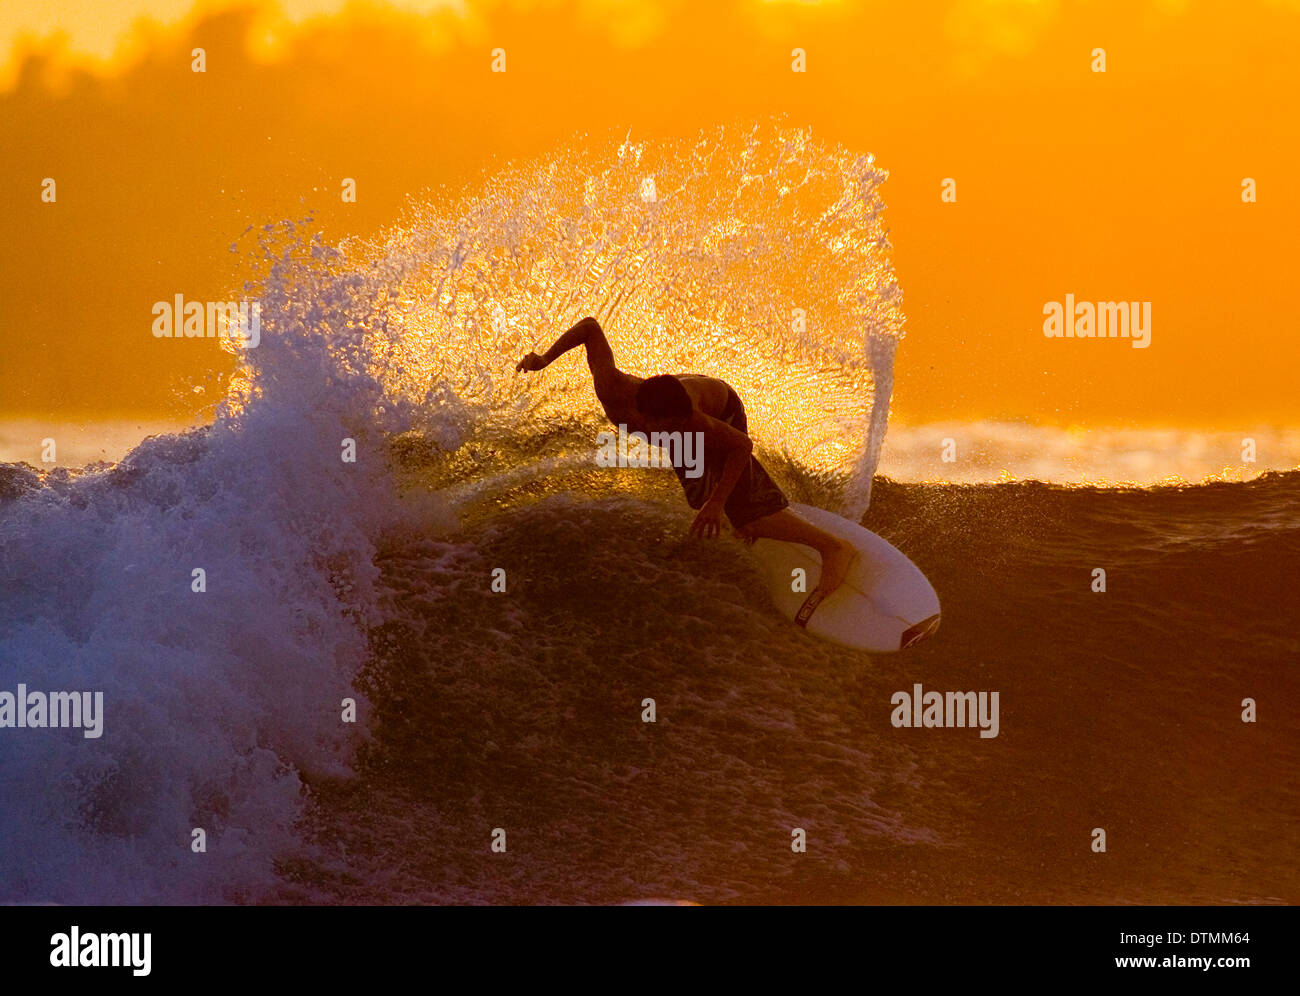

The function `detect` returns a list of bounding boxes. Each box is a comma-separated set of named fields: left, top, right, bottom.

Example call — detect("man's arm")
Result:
left=699, top=413, right=753, bottom=507
left=688, top=412, right=753, bottom=539
left=516, top=316, right=619, bottom=392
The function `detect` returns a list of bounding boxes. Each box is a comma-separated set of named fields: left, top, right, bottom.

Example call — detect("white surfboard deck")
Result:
left=750, top=502, right=940, bottom=652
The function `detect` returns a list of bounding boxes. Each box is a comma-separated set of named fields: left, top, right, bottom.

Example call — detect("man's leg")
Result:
left=738, top=508, right=859, bottom=598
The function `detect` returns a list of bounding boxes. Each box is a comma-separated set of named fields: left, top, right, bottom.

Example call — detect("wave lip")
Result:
left=343, top=120, right=905, bottom=515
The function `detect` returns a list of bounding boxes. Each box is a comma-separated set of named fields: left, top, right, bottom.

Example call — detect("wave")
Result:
left=0, top=122, right=904, bottom=903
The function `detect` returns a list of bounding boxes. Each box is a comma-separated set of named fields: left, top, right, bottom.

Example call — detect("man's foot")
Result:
left=815, top=538, right=859, bottom=599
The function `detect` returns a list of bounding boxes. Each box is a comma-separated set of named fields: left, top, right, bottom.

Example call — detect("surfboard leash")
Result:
left=794, top=590, right=826, bottom=628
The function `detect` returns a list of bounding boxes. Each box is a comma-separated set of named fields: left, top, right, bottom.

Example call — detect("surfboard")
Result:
left=750, top=502, right=940, bottom=652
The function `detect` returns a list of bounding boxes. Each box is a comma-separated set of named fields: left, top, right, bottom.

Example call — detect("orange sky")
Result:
left=2, top=0, right=1297, bottom=428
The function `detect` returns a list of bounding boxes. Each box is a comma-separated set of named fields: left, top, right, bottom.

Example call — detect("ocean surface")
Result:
left=1, top=124, right=1295, bottom=904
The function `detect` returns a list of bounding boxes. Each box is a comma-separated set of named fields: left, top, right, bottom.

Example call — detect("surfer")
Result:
left=516, top=316, right=858, bottom=600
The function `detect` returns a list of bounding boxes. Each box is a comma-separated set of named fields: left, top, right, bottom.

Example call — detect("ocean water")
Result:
left=1, top=124, right=1296, bottom=904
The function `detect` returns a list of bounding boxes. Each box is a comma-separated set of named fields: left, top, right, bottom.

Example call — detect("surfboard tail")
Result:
left=899, top=612, right=941, bottom=650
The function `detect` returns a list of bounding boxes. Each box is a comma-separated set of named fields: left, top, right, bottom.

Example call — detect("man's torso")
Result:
left=596, top=372, right=732, bottom=432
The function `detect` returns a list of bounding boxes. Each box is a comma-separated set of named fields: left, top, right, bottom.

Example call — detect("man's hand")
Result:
left=516, top=351, right=547, bottom=372
left=690, top=500, right=725, bottom=539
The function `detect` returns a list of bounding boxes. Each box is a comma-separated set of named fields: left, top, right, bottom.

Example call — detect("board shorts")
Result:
left=672, top=386, right=790, bottom=528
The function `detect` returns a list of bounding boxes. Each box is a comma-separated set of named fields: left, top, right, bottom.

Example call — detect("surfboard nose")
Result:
left=899, top=612, right=941, bottom=650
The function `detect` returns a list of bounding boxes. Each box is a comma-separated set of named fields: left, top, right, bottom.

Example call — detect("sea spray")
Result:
left=331, top=121, right=907, bottom=510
